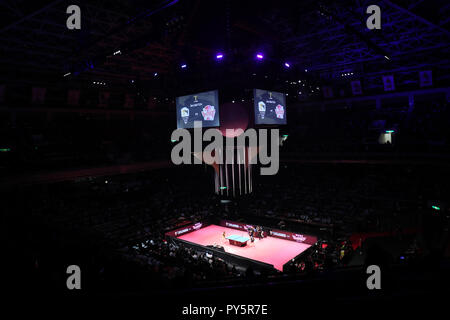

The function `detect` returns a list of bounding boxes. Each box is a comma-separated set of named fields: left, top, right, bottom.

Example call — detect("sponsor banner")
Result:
left=220, top=220, right=255, bottom=231
left=165, top=221, right=208, bottom=238
left=220, top=220, right=317, bottom=245
left=269, top=229, right=316, bottom=245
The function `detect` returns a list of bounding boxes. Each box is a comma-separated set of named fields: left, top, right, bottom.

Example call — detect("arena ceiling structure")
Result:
left=0, top=0, right=449, bottom=97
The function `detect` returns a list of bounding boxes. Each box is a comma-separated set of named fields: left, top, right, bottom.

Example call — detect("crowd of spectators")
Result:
left=4, top=161, right=447, bottom=292
left=2, top=95, right=449, bottom=292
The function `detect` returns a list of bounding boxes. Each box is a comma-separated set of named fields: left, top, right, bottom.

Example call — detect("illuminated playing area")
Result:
left=177, top=225, right=312, bottom=271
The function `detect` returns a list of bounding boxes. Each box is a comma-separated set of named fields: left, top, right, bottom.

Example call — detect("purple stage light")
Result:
left=181, top=64, right=187, bottom=69
left=284, top=62, right=290, bottom=68
left=256, top=53, right=264, bottom=60
left=216, top=53, right=224, bottom=60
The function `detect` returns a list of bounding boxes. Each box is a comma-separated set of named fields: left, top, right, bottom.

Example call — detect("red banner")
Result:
left=32, top=87, right=46, bottom=104
left=322, top=86, right=333, bottom=98
left=98, top=91, right=110, bottom=108
left=67, top=89, right=80, bottom=106
left=124, top=94, right=134, bottom=109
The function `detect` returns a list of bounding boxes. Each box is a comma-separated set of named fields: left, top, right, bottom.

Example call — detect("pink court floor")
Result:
left=178, top=224, right=311, bottom=271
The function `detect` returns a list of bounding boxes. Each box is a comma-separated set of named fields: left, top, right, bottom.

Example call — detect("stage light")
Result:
left=0, top=148, right=11, bottom=152
left=181, top=63, right=187, bottom=69
left=384, top=55, right=390, bottom=60
left=113, top=50, right=121, bottom=56
left=219, top=186, right=227, bottom=190
left=304, top=69, right=308, bottom=72
left=284, top=62, right=290, bottom=68
left=385, top=130, right=394, bottom=133
left=216, top=53, right=224, bottom=60
left=63, top=72, right=71, bottom=77
left=432, top=205, right=441, bottom=210
left=256, top=53, right=264, bottom=60
left=154, top=72, right=158, bottom=76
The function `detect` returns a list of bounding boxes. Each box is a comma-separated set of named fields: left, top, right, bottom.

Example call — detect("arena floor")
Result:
left=177, top=224, right=311, bottom=271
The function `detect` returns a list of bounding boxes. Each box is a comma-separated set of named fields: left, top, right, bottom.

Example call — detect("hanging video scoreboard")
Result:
left=253, top=89, right=287, bottom=125
left=176, top=90, right=220, bottom=129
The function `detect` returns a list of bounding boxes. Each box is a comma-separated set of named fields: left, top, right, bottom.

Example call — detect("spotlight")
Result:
left=216, top=53, right=224, bottom=60
left=256, top=53, right=264, bottom=60
left=384, top=55, right=390, bottom=60
left=63, top=72, right=71, bottom=77
left=154, top=72, right=158, bottom=76
left=284, top=62, right=290, bottom=68
left=181, top=64, right=187, bottom=69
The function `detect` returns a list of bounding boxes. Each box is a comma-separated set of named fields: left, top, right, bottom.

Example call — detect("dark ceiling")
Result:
left=0, top=0, right=449, bottom=97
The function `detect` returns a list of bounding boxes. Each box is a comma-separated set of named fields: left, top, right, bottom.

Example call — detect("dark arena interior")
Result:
left=1, top=0, right=450, bottom=315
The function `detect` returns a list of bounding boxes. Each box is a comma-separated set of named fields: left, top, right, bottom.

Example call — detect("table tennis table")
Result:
left=226, top=235, right=251, bottom=247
